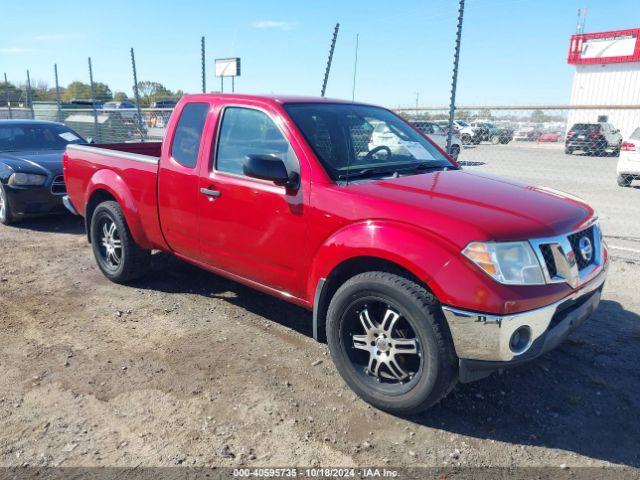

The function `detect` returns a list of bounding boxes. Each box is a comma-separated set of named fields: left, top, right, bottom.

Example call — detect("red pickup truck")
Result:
left=63, top=94, right=608, bottom=414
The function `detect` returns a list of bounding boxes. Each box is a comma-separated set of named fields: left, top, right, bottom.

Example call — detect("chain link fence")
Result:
left=1, top=100, right=639, bottom=244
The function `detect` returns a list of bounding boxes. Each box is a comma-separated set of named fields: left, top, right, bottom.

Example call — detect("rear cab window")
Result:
left=171, top=103, right=209, bottom=168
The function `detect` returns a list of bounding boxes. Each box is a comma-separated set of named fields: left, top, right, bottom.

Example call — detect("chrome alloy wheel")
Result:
left=346, top=300, right=422, bottom=386
left=0, top=186, right=6, bottom=222
left=99, top=219, right=122, bottom=269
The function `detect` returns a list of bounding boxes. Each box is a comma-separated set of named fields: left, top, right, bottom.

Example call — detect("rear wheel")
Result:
left=461, top=134, right=472, bottom=145
left=564, top=146, right=573, bottom=155
left=90, top=201, right=150, bottom=283
left=490, top=134, right=500, bottom=145
left=617, top=174, right=632, bottom=187
left=0, top=183, right=14, bottom=226
left=326, top=272, right=458, bottom=415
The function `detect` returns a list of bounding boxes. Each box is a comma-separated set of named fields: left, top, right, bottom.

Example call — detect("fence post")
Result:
left=54, top=64, right=62, bottom=123
left=321, top=23, right=340, bottom=97
left=446, top=0, right=465, bottom=154
left=201, top=36, right=206, bottom=94
left=4, top=73, right=12, bottom=119
left=88, top=57, right=100, bottom=143
left=130, top=48, right=145, bottom=141
left=26, top=70, right=34, bottom=119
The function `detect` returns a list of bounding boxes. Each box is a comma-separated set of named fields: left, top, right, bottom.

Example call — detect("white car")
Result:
left=411, top=121, right=462, bottom=160
left=617, top=127, right=640, bottom=187
left=435, top=120, right=479, bottom=145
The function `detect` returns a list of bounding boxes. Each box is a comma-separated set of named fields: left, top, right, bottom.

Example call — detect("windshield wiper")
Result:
left=337, top=163, right=452, bottom=181
left=336, top=167, right=401, bottom=180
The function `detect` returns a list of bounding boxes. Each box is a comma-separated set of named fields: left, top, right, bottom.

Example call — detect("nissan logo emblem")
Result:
left=578, top=236, right=593, bottom=263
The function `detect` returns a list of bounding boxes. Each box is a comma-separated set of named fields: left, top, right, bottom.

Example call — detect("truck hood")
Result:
left=0, top=150, right=64, bottom=178
left=346, top=169, right=593, bottom=245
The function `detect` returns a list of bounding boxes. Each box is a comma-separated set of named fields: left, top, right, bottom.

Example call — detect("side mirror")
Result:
left=243, top=154, right=299, bottom=189
left=86, top=137, right=95, bottom=144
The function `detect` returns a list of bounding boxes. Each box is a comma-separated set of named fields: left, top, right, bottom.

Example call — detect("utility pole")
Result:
left=201, top=36, right=206, bottom=93
left=446, top=0, right=465, bottom=155
left=54, top=64, right=62, bottom=122
left=321, top=23, right=340, bottom=97
left=415, top=92, right=419, bottom=118
left=130, top=48, right=145, bottom=141
left=4, top=73, right=12, bottom=119
left=352, top=33, right=359, bottom=101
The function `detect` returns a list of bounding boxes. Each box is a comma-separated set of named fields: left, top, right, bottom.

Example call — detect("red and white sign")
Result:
left=568, top=28, right=640, bottom=65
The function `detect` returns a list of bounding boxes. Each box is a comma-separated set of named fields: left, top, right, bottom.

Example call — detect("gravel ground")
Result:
left=0, top=143, right=639, bottom=470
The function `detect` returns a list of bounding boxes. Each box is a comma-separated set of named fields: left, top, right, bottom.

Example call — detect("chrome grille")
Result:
left=568, top=226, right=595, bottom=270
left=529, top=221, right=603, bottom=289
left=51, top=175, right=66, bottom=195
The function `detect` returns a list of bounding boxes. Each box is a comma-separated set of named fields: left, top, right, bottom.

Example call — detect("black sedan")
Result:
left=0, top=120, right=87, bottom=225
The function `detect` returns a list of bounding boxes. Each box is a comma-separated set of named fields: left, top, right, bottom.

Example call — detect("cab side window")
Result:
left=216, top=107, right=298, bottom=176
left=171, top=103, right=209, bottom=168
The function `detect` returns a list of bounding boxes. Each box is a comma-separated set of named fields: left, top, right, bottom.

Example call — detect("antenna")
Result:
left=576, top=5, right=588, bottom=34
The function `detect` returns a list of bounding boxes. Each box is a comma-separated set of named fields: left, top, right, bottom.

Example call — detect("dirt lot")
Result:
left=1, top=145, right=639, bottom=470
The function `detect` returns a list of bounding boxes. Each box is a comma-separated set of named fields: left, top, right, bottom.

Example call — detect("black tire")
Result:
left=90, top=201, right=150, bottom=283
left=0, top=183, right=14, bottom=226
left=617, top=174, right=632, bottom=187
left=326, top=272, right=458, bottom=415
left=460, top=134, right=472, bottom=145
left=564, top=146, right=573, bottom=155
left=490, top=135, right=500, bottom=145
left=449, top=145, right=460, bottom=160
left=499, top=138, right=510, bottom=144
left=612, top=146, right=621, bottom=157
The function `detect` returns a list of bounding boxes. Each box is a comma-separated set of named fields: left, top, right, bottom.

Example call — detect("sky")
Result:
left=1, top=0, right=639, bottom=107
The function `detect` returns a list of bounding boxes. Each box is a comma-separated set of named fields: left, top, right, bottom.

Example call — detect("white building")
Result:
left=567, top=28, right=640, bottom=137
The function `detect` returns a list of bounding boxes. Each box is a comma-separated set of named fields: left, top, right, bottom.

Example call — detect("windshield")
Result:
left=284, top=103, right=453, bottom=181
left=0, top=123, right=86, bottom=152
left=629, top=128, right=640, bottom=140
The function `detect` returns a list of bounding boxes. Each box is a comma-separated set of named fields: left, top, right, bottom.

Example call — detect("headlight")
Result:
left=462, top=241, right=545, bottom=285
left=8, top=173, right=47, bottom=186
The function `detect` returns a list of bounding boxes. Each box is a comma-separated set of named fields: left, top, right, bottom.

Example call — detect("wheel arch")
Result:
left=84, top=170, right=152, bottom=248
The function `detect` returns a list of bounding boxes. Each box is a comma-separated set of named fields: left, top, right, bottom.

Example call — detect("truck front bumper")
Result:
left=442, top=267, right=607, bottom=382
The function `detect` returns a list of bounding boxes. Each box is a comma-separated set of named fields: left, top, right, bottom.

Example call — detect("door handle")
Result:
left=200, top=187, right=221, bottom=198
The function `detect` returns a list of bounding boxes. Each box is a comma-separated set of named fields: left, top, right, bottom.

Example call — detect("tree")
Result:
left=113, top=91, right=129, bottom=102
left=0, top=81, right=24, bottom=105
left=62, top=81, right=112, bottom=102
left=136, top=80, right=176, bottom=106
left=530, top=109, right=549, bottom=123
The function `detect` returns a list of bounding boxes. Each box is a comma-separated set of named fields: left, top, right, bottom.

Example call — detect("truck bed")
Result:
left=63, top=142, right=166, bottom=250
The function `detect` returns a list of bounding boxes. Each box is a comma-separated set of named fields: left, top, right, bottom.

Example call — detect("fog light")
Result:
left=509, top=326, right=531, bottom=354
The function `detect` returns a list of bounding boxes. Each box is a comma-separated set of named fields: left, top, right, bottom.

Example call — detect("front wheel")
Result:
left=564, top=146, right=573, bottom=155
left=0, top=183, right=14, bottom=226
left=90, top=201, right=150, bottom=283
left=617, top=174, right=632, bottom=187
left=460, top=134, right=472, bottom=145
left=490, top=134, right=500, bottom=145
left=326, top=272, right=458, bottom=415
left=449, top=145, right=460, bottom=161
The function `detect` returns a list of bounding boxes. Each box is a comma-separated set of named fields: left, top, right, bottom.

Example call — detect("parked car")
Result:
left=565, top=122, right=623, bottom=156
left=617, top=127, right=640, bottom=187
left=63, top=94, right=608, bottom=415
left=435, top=120, right=480, bottom=145
left=411, top=120, right=462, bottom=160
left=470, top=122, right=514, bottom=144
left=148, top=100, right=177, bottom=128
left=0, top=120, right=86, bottom=225
left=537, top=131, right=563, bottom=142
left=514, top=126, right=543, bottom=141
left=69, top=99, right=103, bottom=109
left=103, top=101, right=140, bottom=121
